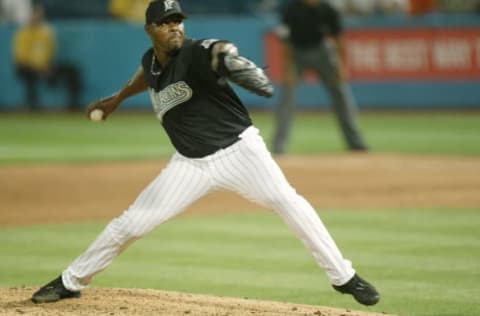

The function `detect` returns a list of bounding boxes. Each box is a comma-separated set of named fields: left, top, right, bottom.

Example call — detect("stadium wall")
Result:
left=0, top=14, right=479, bottom=110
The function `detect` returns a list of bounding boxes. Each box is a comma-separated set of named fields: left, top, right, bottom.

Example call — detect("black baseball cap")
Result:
left=146, top=0, right=187, bottom=25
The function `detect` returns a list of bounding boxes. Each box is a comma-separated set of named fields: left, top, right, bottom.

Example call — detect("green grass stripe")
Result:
left=1, top=111, right=479, bottom=165
left=1, top=209, right=479, bottom=316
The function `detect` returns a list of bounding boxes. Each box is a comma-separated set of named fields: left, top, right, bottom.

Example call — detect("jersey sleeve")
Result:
left=141, top=48, right=156, bottom=89
left=141, top=48, right=152, bottom=74
left=189, top=39, right=230, bottom=81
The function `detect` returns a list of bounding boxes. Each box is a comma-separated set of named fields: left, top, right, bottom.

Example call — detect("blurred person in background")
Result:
left=330, top=0, right=378, bottom=15
left=272, top=0, right=368, bottom=155
left=0, top=0, right=32, bottom=25
left=12, top=4, right=83, bottom=111
left=438, top=0, right=480, bottom=13
left=327, top=0, right=408, bottom=16
left=376, top=0, right=409, bottom=15
left=109, top=0, right=151, bottom=23
left=408, top=0, right=437, bottom=15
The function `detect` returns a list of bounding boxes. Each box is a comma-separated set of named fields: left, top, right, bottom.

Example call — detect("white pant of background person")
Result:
left=62, top=126, right=355, bottom=290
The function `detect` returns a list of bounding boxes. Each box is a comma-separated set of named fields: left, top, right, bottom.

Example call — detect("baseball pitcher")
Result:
left=31, top=0, right=379, bottom=307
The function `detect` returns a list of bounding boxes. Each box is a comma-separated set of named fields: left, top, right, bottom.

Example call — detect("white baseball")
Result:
left=90, top=109, right=104, bottom=122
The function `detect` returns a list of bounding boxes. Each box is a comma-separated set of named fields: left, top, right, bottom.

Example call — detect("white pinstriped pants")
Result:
left=63, top=126, right=355, bottom=291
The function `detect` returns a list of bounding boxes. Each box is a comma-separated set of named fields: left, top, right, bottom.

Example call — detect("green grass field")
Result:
left=0, top=111, right=479, bottom=164
left=1, top=210, right=479, bottom=316
left=1, top=111, right=480, bottom=316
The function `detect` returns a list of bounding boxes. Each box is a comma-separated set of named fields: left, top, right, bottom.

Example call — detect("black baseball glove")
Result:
left=217, top=53, right=274, bottom=98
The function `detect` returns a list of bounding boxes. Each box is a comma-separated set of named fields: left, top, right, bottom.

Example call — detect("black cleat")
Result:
left=333, top=274, right=380, bottom=306
left=31, top=276, right=81, bottom=303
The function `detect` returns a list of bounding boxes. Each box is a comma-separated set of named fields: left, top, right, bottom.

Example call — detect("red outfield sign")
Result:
left=265, top=28, right=480, bottom=81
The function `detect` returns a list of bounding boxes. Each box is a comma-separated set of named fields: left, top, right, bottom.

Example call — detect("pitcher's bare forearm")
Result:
left=113, top=66, right=149, bottom=105
left=86, top=67, right=148, bottom=119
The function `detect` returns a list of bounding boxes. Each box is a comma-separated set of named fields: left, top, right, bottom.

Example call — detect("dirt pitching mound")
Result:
left=0, top=287, right=394, bottom=316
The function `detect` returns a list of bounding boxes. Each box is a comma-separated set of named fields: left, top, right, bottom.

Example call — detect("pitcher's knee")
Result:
left=121, top=223, right=149, bottom=241
left=107, top=212, right=152, bottom=244
left=262, top=188, right=299, bottom=208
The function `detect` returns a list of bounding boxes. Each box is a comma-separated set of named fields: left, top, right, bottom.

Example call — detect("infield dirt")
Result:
left=1, top=153, right=479, bottom=226
left=2, top=153, right=479, bottom=315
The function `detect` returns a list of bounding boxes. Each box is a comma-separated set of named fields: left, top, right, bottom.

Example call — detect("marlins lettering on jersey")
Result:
left=149, top=81, right=193, bottom=121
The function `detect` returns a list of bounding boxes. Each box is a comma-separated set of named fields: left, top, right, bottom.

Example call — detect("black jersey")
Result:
left=141, top=39, right=252, bottom=158
left=282, top=1, right=342, bottom=49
